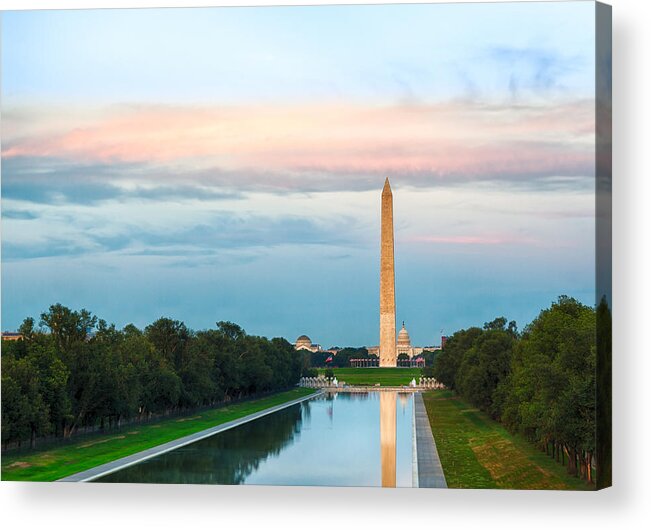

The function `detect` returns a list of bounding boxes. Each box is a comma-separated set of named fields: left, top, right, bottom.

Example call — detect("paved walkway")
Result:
left=413, top=392, right=448, bottom=488
left=57, top=390, right=322, bottom=482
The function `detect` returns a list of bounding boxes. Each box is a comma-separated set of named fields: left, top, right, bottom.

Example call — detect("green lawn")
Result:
left=422, top=390, right=594, bottom=490
left=1, top=387, right=315, bottom=482
left=317, top=367, right=422, bottom=386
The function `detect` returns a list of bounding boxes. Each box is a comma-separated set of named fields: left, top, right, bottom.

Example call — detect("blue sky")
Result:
left=2, top=4, right=596, bottom=104
left=1, top=2, right=600, bottom=347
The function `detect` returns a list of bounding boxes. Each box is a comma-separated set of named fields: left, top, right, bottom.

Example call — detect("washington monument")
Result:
left=380, top=178, right=397, bottom=367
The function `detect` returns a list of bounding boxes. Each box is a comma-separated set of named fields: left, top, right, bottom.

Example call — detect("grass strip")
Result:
left=422, top=390, right=593, bottom=490
left=317, top=367, right=422, bottom=386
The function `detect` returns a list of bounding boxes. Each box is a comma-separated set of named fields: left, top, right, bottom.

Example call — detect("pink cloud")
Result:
left=2, top=99, right=595, bottom=183
left=408, top=235, right=538, bottom=245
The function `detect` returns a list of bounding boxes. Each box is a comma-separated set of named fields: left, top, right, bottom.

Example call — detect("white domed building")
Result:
left=396, top=322, right=414, bottom=356
left=294, top=335, right=322, bottom=353
left=366, top=321, right=435, bottom=362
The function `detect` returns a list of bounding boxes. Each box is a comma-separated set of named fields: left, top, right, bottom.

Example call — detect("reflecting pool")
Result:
left=95, top=391, right=414, bottom=487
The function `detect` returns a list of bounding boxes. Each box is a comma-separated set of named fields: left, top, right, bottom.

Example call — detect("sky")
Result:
left=1, top=2, right=599, bottom=347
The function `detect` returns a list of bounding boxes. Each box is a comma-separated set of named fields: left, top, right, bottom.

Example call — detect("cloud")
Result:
left=2, top=212, right=358, bottom=261
left=2, top=99, right=595, bottom=201
left=1, top=209, right=39, bottom=220
left=484, top=47, right=585, bottom=97
left=407, top=235, right=538, bottom=246
left=1, top=156, right=242, bottom=204
left=1, top=239, right=92, bottom=260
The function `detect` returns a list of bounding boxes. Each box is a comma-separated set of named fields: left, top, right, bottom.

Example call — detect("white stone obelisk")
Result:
left=380, top=178, right=397, bottom=367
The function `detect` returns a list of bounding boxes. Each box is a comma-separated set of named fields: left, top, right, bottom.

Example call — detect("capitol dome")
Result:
left=397, top=322, right=411, bottom=347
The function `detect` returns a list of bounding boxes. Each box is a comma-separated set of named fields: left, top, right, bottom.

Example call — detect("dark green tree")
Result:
left=145, top=318, right=191, bottom=371
left=1, top=356, right=51, bottom=448
left=432, top=327, right=482, bottom=389
left=455, top=327, right=514, bottom=416
left=501, top=296, right=596, bottom=481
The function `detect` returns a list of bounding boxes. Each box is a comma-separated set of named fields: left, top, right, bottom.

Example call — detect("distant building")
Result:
left=367, top=322, right=438, bottom=360
left=396, top=322, right=416, bottom=356
left=322, top=347, right=341, bottom=356
left=441, top=335, right=448, bottom=349
left=1, top=332, right=23, bottom=341
left=294, top=335, right=322, bottom=353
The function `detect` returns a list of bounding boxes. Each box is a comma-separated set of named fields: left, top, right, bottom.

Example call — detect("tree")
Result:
left=501, top=296, right=596, bottom=481
left=26, top=344, right=70, bottom=437
left=307, top=350, right=330, bottom=367
left=119, top=325, right=182, bottom=414
left=483, top=317, right=507, bottom=331
left=0, top=305, right=312, bottom=447
left=40, top=303, right=97, bottom=354
left=330, top=347, right=368, bottom=368
left=215, top=321, right=245, bottom=341
left=421, top=349, right=438, bottom=367
left=145, top=318, right=191, bottom=371
left=432, top=327, right=482, bottom=389
left=455, top=328, right=514, bottom=416
left=18, top=317, right=35, bottom=341
left=1, top=356, right=51, bottom=448
left=179, top=335, right=218, bottom=407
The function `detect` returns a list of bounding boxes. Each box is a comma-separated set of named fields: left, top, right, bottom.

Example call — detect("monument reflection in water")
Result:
left=380, top=391, right=397, bottom=487
left=95, top=391, right=413, bottom=487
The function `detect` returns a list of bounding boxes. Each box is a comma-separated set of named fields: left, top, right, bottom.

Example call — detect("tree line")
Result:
left=2, top=304, right=303, bottom=449
left=432, top=296, right=605, bottom=484
left=307, top=348, right=438, bottom=369
left=304, top=347, right=372, bottom=369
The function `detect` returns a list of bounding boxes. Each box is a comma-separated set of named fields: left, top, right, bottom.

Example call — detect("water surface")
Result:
left=95, top=391, right=414, bottom=487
